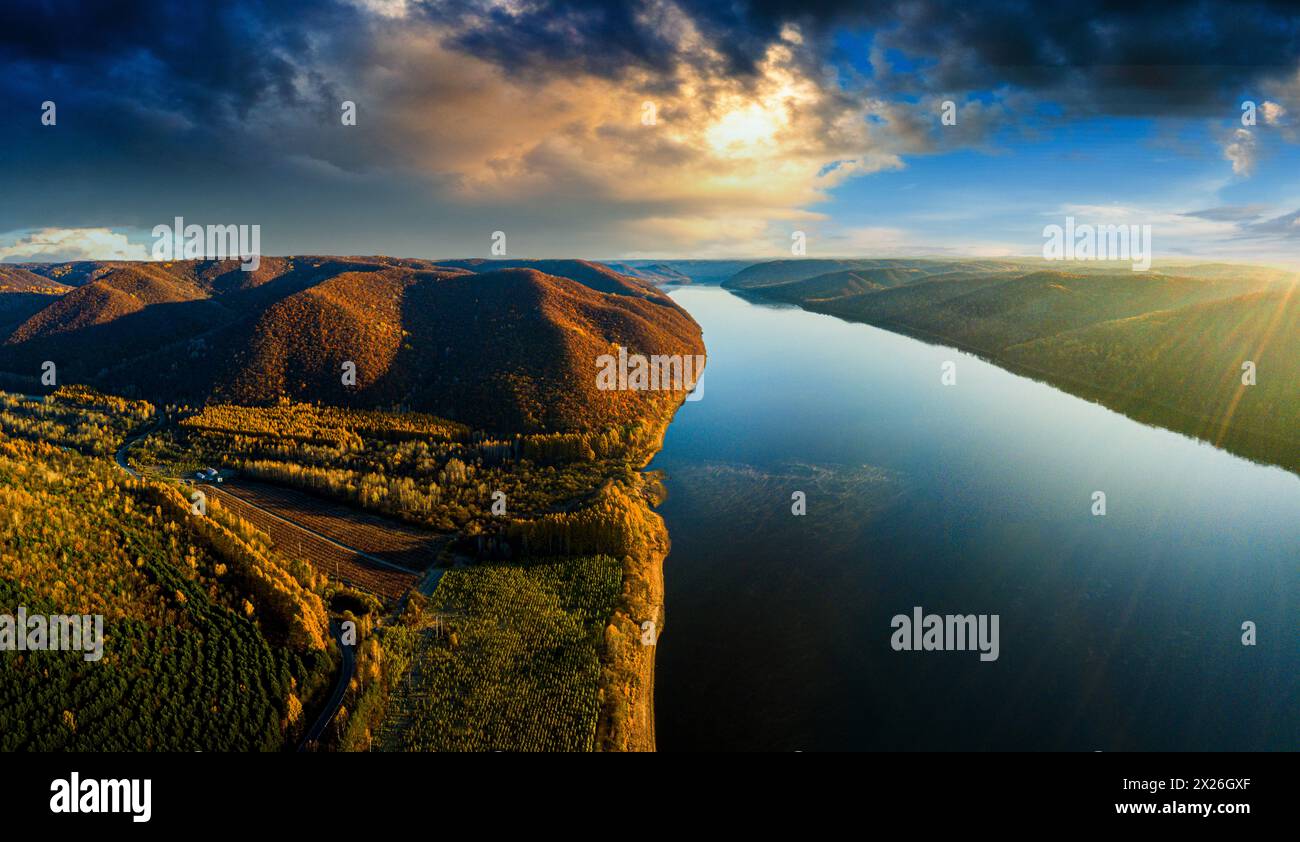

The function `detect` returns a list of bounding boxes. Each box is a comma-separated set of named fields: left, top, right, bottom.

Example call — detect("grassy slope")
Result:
left=1002, top=287, right=1299, bottom=470
left=730, top=262, right=1299, bottom=473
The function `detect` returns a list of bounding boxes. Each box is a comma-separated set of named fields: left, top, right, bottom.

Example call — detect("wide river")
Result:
left=651, top=285, right=1299, bottom=751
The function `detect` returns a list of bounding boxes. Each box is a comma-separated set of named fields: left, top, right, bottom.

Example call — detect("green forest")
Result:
left=728, top=263, right=1299, bottom=473
left=0, top=428, right=333, bottom=750
left=0, top=382, right=670, bottom=752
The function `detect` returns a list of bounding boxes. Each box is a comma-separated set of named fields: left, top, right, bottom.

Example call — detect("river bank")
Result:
left=730, top=285, right=1299, bottom=476
left=593, top=384, right=699, bottom=751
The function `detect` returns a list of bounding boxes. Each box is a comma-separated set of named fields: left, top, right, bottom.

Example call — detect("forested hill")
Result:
left=725, top=259, right=1299, bottom=473
left=0, top=257, right=704, bottom=433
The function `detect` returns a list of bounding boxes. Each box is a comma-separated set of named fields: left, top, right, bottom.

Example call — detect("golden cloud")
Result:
left=355, top=20, right=902, bottom=250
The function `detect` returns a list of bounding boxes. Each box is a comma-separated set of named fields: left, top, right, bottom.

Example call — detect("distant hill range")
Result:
left=602, top=260, right=758, bottom=286
left=0, top=258, right=704, bottom=432
left=721, top=257, right=1299, bottom=473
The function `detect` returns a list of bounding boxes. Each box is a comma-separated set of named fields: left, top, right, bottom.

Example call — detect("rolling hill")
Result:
left=0, top=258, right=704, bottom=433
left=1001, top=286, right=1299, bottom=466
left=0, top=266, right=72, bottom=335
left=723, top=258, right=1031, bottom=290
left=605, top=260, right=759, bottom=286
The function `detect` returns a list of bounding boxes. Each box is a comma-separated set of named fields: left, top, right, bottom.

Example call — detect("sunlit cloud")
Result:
left=1222, top=128, right=1257, bottom=176
left=0, top=228, right=149, bottom=262
left=326, top=18, right=907, bottom=253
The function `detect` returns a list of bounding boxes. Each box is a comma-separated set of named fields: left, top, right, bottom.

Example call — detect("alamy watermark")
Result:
left=0, top=607, right=104, bottom=661
left=596, top=345, right=705, bottom=400
left=890, top=606, right=999, bottom=662
left=1043, top=215, right=1151, bottom=271
left=151, top=216, right=260, bottom=270
left=50, top=773, right=151, bottom=822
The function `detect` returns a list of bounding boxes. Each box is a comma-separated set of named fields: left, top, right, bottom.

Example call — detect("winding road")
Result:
left=299, top=622, right=356, bottom=751
left=113, top=413, right=158, bottom=478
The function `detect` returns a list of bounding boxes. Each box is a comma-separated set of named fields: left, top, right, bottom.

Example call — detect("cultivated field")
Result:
left=203, top=484, right=421, bottom=600
left=218, top=480, right=447, bottom=570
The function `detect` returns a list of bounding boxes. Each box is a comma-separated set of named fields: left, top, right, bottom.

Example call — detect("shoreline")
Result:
left=594, top=380, right=698, bottom=752
left=734, top=289, right=1299, bottom=477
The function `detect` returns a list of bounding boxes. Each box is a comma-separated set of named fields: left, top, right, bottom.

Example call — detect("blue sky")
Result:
left=815, top=114, right=1300, bottom=262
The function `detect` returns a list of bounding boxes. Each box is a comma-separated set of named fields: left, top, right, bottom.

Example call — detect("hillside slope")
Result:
left=1001, top=287, right=1299, bottom=469
left=724, top=258, right=1028, bottom=290
left=606, top=260, right=759, bottom=286
left=730, top=259, right=1298, bottom=473
left=0, top=266, right=71, bottom=335
left=0, top=258, right=704, bottom=433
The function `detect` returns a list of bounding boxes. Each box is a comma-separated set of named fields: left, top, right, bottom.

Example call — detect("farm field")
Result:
left=201, top=484, right=420, bottom=600
left=136, top=399, right=664, bottom=534
left=214, top=479, right=447, bottom=570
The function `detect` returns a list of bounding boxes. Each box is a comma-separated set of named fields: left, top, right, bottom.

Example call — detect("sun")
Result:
left=705, top=103, right=784, bottom=156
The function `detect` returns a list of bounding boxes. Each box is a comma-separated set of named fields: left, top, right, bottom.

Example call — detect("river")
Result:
left=651, top=285, right=1299, bottom=751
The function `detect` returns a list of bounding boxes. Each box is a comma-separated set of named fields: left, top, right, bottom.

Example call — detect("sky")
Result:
left=2, top=0, right=1299, bottom=265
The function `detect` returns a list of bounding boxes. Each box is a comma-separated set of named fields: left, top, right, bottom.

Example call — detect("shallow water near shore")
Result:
left=651, top=285, right=1299, bottom=751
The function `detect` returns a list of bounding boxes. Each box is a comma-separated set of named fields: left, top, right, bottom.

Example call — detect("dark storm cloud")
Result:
left=0, top=0, right=360, bottom=123
left=422, top=0, right=1300, bottom=115
left=425, top=0, right=690, bottom=77
left=5, top=0, right=1299, bottom=147
left=856, top=0, right=1300, bottom=115
left=0, top=0, right=373, bottom=233
left=5, top=0, right=1300, bottom=134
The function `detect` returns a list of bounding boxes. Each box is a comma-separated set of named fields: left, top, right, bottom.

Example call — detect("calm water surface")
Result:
left=652, top=285, right=1299, bottom=751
